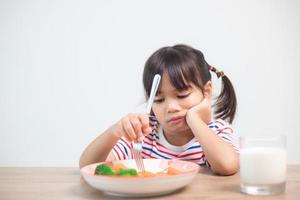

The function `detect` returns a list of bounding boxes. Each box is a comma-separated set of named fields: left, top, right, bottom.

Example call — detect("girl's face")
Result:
left=152, top=73, right=211, bottom=135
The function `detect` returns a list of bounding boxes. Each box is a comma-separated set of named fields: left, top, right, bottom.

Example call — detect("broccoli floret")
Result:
left=95, top=164, right=114, bottom=175
left=94, top=164, right=138, bottom=176
left=117, top=168, right=138, bottom=176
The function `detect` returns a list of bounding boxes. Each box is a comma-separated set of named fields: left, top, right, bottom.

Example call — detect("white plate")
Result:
left=80, top=159, right=200, bottom=197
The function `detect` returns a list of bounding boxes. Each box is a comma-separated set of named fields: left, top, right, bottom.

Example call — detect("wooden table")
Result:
left=1, top=166, right=299, bottom=200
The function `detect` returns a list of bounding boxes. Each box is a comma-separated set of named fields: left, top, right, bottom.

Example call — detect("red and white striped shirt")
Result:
left=112, top=118, right=238, bottom=165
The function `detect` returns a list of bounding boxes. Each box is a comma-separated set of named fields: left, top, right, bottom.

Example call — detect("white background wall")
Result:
left=1, top=0, right=299, bottom=166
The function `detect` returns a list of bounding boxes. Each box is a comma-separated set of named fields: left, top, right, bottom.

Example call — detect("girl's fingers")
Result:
left=130, top=116, right=143, bottom=139
left=122, top=129, right=132, bottom=141
left=112, top=123, right=122, bottom=138
left=139, top=114, right=152, bottom=135
left=122, top=117, right=136, bottom=141
left=118, top=113, right=153, bottom=141
left=143, top=126, right=152, bottom=135
left=139, top=113, right=149, bottom=127
left=113, top=122, right=131, bottom=141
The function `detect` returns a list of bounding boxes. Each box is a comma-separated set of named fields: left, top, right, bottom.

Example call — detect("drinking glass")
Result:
left=239, top=135, right=286, bottom=195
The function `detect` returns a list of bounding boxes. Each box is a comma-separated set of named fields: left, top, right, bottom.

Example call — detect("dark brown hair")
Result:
left=143, top=44, right=237, bottom=124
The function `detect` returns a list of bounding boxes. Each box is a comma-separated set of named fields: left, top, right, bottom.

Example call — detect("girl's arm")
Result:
left=186, top=98, right=239, bottom=176
left=79, top=113, right=152, bottom=168
left=79, top=126, right=119, bottom=168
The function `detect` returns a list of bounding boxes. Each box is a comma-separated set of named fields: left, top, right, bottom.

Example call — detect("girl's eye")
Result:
left=154, top=98, right=164, bottom=103
left=177, top=93, right=190, bottom=99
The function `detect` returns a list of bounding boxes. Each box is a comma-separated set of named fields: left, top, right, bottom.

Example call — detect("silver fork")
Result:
left=132, top=74, right=161, bottom=173
left=133, top=139, right=145, bottom=173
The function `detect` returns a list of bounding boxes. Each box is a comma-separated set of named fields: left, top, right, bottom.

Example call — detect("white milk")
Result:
left=240, top=147, right=286, bottom=185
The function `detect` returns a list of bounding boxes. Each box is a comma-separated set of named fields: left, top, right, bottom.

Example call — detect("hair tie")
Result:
left=216, top=71, right=224, bottom=78
left=210, top=66, right=225, bottom=78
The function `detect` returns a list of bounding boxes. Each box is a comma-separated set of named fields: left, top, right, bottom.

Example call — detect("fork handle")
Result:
left=146, top=74, right=161, bottom=114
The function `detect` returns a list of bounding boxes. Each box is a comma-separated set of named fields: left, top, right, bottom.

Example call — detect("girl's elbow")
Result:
left=213, top=158, right=239, bottom=176
left=220, top=164, right=239, bottom=175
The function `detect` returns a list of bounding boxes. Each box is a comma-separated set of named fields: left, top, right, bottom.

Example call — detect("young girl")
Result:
left=79, top=44, right=239, bottom=175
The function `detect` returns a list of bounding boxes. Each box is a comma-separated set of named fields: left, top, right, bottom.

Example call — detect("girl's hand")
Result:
left=186, top=96, right=212, bottom=125
left=110, top=113, right=152, bottom=142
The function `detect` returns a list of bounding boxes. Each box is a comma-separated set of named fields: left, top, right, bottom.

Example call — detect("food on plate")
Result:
left=94, top=163, right=181, bottom=177
left=95, top=163, right=137, bottom=176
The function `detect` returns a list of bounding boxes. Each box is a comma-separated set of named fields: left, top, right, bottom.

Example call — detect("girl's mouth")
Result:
left=168, top=116, right=185, bottom=125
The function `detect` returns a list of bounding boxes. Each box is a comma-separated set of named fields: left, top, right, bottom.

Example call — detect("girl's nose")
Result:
left=165, top=99, right=181, bottom=113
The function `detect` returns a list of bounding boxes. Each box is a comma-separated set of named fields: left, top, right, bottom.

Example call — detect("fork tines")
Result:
left=133, top=141, right=145, bottom=173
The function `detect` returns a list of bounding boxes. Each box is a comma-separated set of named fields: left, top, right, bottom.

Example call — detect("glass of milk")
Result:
left=239, top=135, right=286, bottom=195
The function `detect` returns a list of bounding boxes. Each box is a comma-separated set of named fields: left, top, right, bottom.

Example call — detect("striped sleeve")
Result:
left=209, top=119, right=239, bottom=152
left=112, top=137, right=134, bottom=160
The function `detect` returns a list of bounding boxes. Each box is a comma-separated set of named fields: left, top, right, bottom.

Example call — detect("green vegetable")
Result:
left=95, top=164, right=114, bottom=175
left=117, top=168, right=138, bottom=176
left=94, top=164, right=138, bottom=176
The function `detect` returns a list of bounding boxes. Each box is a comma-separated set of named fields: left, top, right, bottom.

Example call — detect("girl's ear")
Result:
left=203, top=81, right=212, bottom=99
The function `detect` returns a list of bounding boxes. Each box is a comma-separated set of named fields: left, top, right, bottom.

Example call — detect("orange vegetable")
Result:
left=167, top=167, right=180, bottom=175
left=109, top=163, right=182, bottom=177
left=112, top=163, right=128, bottom=173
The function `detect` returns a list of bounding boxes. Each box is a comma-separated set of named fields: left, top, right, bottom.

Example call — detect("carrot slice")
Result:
left=167, top=167, right=180, bottom=175
left=112, top=163, right=128, bottom=173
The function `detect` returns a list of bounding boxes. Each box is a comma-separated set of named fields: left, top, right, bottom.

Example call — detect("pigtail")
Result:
left=210, top=66, right=237, bottom=124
